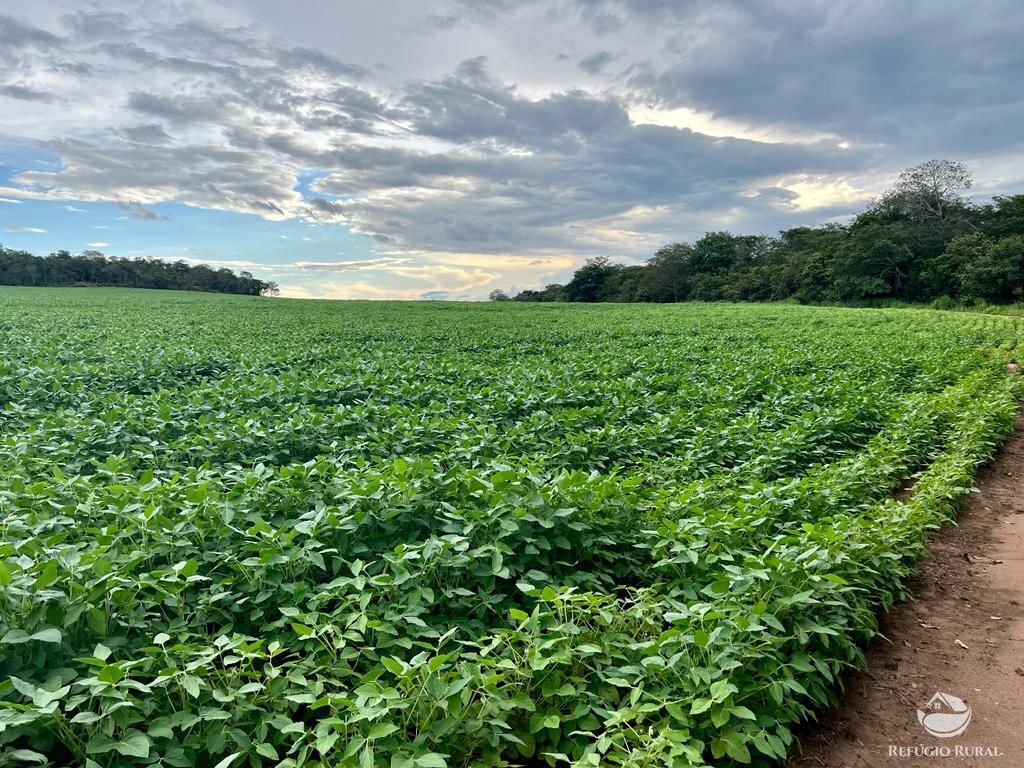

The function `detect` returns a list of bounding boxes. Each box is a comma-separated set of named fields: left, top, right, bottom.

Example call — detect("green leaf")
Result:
left=752, top=733, right=775, bottom=757
left=10, top=678, right=37, bottom=698
left=9, top=750, right=47, bottom=764
left=724, top=737, right=752, bottom=763
left=116, top=730, right=152, bottom=759
left=97, top=665, right=124, bottom=684
left=86, top=734, right=118, bottom=755
left=665, top=703, right=688, bottom=723
left=415, top=754, right=448, bottom=768
left=181, top=674, right=202, bottom=698
left=381, top=657, right=407, bottom=676
left=711, top=706, right=731, bottom=728
left=255, top=744, right=278, bottom=760
left=709, top=679, right=738, bottom=702
left=789, top=656, right=815, bottom=672
left=317, top=733, right=340, bottom=755
left=30, top=627, right=62, bottom=644
left=710, top=738, right=727, bottom=760
left=690, top=698, right=713, bottom=715
left=34, top=560, right=59, bottom=590
left=71, top=712, right=104, bottom=724
left=211, top=753, right=242, bottom=768
left=86, top=607, right=106, bottom=635
left=369, top=723, right=400, bottom=740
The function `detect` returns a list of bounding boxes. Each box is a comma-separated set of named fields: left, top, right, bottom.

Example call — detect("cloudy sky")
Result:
left=1, top=1, right=1022, bottom=299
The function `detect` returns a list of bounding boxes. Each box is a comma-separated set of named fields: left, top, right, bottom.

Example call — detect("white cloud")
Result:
left=3, top=225, right=46, bottom=233
left=291, top=257, right=412, bottom=271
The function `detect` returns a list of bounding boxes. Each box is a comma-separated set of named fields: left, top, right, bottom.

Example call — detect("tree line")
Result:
left=504, top=160, right=1024, bottom=306
left=0, top=248, right=279, bottom=296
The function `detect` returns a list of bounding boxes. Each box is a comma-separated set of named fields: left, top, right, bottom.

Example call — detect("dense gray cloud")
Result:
left=425, top=0, right=542, bottom=30
left=116, top=123, right=174, bottom=144
left=115, top=201, right=170, bottom=221
left=0, top=84, right=56, bottom=102
left=0, top=13, right=60, bottom=47
left=578, top=50, right=616, bottom=75
left=13, top=139, right=305, bottom=220
left=0, top=0, right=1021, bottom=297
left=551, top=0, right=1024, bottom=159
left=624, top=1, right=1024, bottom=153
left=307, top=85, right=864, bottom=253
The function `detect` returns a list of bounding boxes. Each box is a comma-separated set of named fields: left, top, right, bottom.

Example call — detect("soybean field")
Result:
left=1, top=287, right=1022, bottom=768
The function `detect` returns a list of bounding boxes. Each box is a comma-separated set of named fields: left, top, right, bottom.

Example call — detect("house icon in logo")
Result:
left=917, top=692, right=972, bottom=738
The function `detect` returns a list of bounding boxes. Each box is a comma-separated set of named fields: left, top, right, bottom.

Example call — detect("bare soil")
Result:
left=788, top=412, right=1024, bottom=767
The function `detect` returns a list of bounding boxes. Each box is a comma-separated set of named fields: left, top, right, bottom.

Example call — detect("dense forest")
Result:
left=0, top=248, right=279, bottom=296
left=508, top=160, right=1024, bottom=306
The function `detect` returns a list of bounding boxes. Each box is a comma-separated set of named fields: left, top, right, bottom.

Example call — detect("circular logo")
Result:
left=917, top=692, right=972, bottom=738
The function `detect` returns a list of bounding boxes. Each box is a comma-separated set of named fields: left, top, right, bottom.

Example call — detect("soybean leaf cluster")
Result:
left=1, top=288, right=1022, bottom=767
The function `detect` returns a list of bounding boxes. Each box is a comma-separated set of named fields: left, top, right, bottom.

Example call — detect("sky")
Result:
left=1, top=1, right=1023, bottom=299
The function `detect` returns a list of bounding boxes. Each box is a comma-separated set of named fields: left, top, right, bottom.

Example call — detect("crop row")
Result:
left=1, top=289, right=1022, bottom=767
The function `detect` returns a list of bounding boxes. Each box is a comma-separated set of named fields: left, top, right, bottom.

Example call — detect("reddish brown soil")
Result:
left=788, top=413, right=1024, bottom=767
